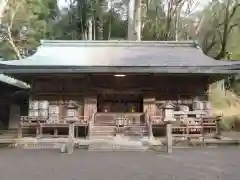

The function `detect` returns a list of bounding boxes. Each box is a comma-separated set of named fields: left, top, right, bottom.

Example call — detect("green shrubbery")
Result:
left=209, top=87, right=240, bottom=132
left=232, top=79, right=240, bottom=96
left=220, top=116, right=240, bottom=131
left=209, top=88, right=237, bottom=109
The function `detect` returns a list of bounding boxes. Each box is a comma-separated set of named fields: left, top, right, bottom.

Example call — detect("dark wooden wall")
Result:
left=28, top=74, right=210, bottom=118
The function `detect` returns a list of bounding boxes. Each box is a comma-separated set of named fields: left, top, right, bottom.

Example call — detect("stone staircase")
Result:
left=124, top=126, right=148, bottom=136
left=89, top=124, right=150, bottom=151
left=0, top=129, right=18, bottom=139
left=91, top=125, right=116, bottom=138
left=91, top=125, right=149, bottom=138
left=0, top=129, right=18, bottom=145
left=88, top=135, right=149, bottom=151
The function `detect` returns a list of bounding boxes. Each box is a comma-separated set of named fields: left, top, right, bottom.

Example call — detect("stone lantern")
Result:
left=162, top=102, right=176, bottom=122
left=65, top=101, right=79, bottom=154
left=66, top=101, right=78, bottom=121
left=161, top=102, right=176, bottom=154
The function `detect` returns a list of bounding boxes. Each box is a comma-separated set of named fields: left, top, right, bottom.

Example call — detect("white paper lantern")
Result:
left=179, top=105, right=189, bottom=112
left=193, top=101, right=204, bottom=110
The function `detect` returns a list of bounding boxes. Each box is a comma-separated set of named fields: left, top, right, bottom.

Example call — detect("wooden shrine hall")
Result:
left=0, top=40, right=239, bottom=139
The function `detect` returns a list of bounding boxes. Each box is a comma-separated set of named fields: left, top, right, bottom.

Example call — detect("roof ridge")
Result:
left=40, top=40, right=199, bottom=48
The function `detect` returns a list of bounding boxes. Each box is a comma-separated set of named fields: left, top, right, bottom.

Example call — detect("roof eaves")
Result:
left=40, top=40, right=198, bottom=48
left=0, top=65, right=238, bottom=75
left=0, top=74, right=30, bottom=89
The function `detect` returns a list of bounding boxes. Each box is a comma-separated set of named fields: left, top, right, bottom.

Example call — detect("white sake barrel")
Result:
left=179, top=105, right=189, bottom=112
left=204, top=101, right=212, bottom=110
left=204, top=101, right=213, bottom=117
left=29, top=101, right=39, bottom=110
left=49, top=105, right=59, bottom=114
left=193, top=101, right=204, bottom=110
left=48, top=115, right=58, bottom=123
left=29, top=110, right=39, bottom=117
left=39, top=101, right=49, bottom=109
left=39, top=109, right=48, bottom=117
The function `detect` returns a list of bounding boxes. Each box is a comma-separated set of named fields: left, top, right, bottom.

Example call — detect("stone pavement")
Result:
left=0, top=147, right=240, bottom=180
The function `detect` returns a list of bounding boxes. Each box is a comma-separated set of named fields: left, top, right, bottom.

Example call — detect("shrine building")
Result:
left=0, top=40, right=239, bottom=139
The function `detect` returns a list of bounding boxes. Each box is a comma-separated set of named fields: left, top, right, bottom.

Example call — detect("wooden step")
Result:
left=0, top=129, right=18, bottom=138
left=123, top=126, right=148, bottom=136
left=91, top=126, right=116, bottom=137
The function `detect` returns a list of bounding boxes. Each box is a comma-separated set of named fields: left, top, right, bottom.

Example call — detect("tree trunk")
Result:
left=88, top=19, right=93, bottom=40
left=97, top=17, right=103, bottom=40
left=128, top=0, right=135, bottom=40
left=214, top=0, right=232, bottom=60
left=0, top=0, right=8, bottom=24
left=93, top=17, right=96, bottom=40
left=175, top=6, right=180, bottom=41
left=134, top=0, right=141, bottom=41
left=128, top=0, right=141, bottom=41
left=108, top=19, right=111, bottom=40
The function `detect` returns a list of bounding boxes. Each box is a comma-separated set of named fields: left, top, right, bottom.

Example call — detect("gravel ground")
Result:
left=0, top=148, right=240, bottom=180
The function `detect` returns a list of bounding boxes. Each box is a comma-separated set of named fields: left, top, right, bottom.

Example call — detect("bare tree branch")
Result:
left=228, top=23, right=239, bottom=34
left=228, top=3, right=240, bottom=20
left=5, top=0, right=23, bottom=59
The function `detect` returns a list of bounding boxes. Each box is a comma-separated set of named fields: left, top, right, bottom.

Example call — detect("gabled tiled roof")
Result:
left=0, top=40, right=239, bottom=74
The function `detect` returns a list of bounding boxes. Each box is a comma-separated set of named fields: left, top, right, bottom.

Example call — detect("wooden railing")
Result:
left=94, top=112, right=145, bottom=126
left=20, top=116, right=89, bottom=126
left=150, top=116, right=164, bottom=125
left=149, top=113, right=218, bottom=139
left=171, top=117, right=216, bottom=138
left=18, top=115, right=89, bottom=138
left=94, top=113, right=116, bottom=126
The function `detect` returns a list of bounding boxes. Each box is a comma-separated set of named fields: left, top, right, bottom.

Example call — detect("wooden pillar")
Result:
left=59, top=100, right=65, bottom=123
left=215, top=116, right=222, bottom=139
left=78, top=102, right=84, bottom=116
left=36, top=121, right=43, bottom=139
left=143, top=96, right=156, bottom=116
left=84, top=96, right=97, bottom=118
left=78, top=100, right=84, bottom=123
left=148, top=115, right=154, bottom=140
left=53, top=128, right=58, bottom=137
left=18, top=120, right=23, bottom=138
left=143, top=96, right=156, bottom=140
left=39, top=125, right=43, bottom=138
